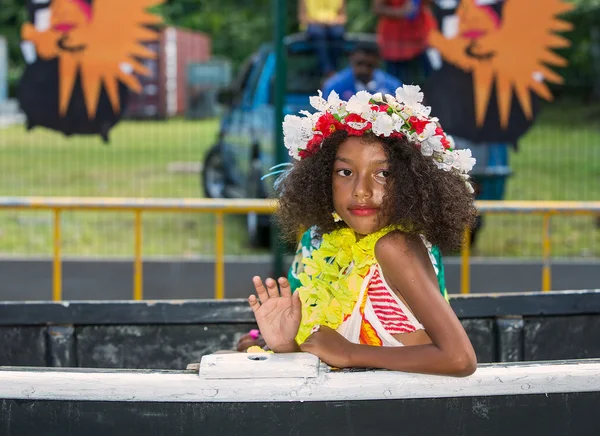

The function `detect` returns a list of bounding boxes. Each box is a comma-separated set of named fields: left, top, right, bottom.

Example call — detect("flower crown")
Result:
left=282, top=85, right=476, bottom=191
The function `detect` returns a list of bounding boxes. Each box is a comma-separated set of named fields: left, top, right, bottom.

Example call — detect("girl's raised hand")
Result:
left=248, top=276, right=302, bottom=353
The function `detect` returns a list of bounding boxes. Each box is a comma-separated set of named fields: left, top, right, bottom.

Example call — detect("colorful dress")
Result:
left=289, top=228, right=448, bottom=298
left=289, top=228, right=448, bottom=346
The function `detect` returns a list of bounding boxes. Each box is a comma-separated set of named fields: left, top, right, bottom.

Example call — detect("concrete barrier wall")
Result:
left=1, top=290, right=600, bottom=369
left=0, top=257, right=599, bottom=300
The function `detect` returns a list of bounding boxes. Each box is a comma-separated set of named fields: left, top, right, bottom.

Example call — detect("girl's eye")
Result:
left=335, top=169, right=353, bottom=177
left=377, top=170, right=390, bottom=178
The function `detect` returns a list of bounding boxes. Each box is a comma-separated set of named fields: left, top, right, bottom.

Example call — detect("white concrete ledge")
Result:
left=1, top=357, right=600, bottom=403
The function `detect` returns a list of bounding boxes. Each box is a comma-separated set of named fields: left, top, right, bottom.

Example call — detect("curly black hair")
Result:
left=275, top=130, right=477, bottom=253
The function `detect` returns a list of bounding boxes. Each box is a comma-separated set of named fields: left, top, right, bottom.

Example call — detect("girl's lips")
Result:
left=348, top=207, right=379, bottom=217
left=54, top=23, right=76, bottom=32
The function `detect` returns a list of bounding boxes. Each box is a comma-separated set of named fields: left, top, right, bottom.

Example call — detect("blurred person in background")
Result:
left=373, top=0, right=435, bottom=84
left=322, top=42, right=402, bottom=101
left=299, top=0, right=347, bottom=78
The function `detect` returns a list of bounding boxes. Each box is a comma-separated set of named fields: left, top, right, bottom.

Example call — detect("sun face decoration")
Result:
left=21, top=0, right=163, bottom=119
left=429, top=0, right=574, bottom=128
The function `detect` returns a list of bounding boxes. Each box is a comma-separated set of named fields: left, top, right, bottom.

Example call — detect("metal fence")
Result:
left=1, top=197, right=598, bottom=300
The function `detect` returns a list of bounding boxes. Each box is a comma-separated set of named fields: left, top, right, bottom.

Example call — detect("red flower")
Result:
left=370, top=103, right=390, bottom=113
left=390, top=131, right=405, bottom=140
left=342, top=113, right=372, bottom=136
left=299, top=133, right=324, bottom=159
left=440, top=136, right=451, bottom=149
left=315, top=113, right=341, bottom=138
left=298, top=150, right=311, bottom=159
left=409, top=116, right=429, bottom=135
left=434, top=126, right=451, bottom=149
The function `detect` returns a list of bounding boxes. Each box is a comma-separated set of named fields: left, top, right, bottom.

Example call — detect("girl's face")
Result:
left=332, top=137, right=389, bottom=237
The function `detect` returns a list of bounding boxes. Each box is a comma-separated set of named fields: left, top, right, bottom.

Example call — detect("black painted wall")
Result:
left=1, top=291, right=600, bottom=369
left=2, top=392, right=599, bottom=436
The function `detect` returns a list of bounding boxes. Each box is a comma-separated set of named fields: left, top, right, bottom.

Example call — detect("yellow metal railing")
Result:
left=1, top=198, right=599, bottom=300
left=458, top=201, right=600, bottom=294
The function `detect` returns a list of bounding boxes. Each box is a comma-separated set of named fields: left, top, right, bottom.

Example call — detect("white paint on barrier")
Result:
left=1, top=358, right=600, bottom=403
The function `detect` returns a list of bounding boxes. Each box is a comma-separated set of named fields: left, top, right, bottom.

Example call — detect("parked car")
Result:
left=202, top=33, right=377, bottom=247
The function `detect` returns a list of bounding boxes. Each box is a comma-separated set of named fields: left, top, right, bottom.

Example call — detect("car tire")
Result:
left=202, top=145, right=226, bottom=199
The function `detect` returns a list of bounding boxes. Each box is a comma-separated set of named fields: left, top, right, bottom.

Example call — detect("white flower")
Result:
left=432, top=159, right=446, bottom=170
left=310, top=90, right=343, bottom=114
left=282, top=114, right=317, bottom=160
left=372, top=113, right=395, bottom=136
left=420, top=141, right=434, bottom=157
left=346, top=121, right=370, bottom=131
left=346, top=90, right=373, bottom=119
left=385, top=94, right=396, bottom=104
left=429, top=151, right=456, bottom=172
left=395, top=85, right=424, bottom=107
left=417, top=122, right=437, bottom=141
left=371, top=92, right=383, bottom=102
left=453, top=149, right=476, bottom=173
left=390, top=101, right=402, bottom=111
left=423, top=134, right=445, bottom=154
left=413, top=104, right=432, bottom=118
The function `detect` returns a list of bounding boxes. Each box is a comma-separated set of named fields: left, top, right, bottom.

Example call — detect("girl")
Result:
left=248, top=85, right=478, bottom=376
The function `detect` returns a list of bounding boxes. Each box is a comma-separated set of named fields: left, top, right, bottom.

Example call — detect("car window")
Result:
left=234, top=55, right=256, bottom=91
left=242, top=51, right=268, bottom=106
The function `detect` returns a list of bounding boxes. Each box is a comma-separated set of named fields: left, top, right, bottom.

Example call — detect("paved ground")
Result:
left=0, top=257, right=598, bottom=301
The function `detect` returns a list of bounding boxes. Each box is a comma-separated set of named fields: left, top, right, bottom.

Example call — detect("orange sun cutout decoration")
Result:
left=21, top=0, right=164, bottom=119
left=429, top=0, right=574, bottom=129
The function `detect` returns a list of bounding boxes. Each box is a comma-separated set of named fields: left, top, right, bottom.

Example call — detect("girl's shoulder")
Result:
left=375, top=229, right=448, bottom=299
left=374, top=229, right=424, bottom=259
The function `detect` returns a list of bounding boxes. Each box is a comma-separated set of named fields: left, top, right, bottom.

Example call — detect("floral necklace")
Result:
left=295, top=225, right=402, bottom=343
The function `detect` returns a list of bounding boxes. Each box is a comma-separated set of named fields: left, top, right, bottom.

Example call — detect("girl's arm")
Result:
left=354, top=231, right=476, bottom=376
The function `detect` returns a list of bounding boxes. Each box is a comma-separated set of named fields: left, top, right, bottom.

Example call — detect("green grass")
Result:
left=0, top=102, right=599, bottom=258
left=0, top=118, right=260, bottom=257
left=474, top=101, right=600, bottom=257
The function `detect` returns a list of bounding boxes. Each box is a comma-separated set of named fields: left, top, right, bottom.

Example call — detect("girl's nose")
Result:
left=353, top=175, right=373, bottom=199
